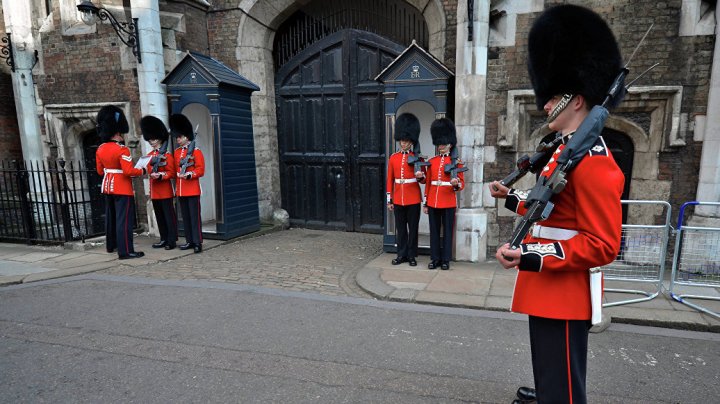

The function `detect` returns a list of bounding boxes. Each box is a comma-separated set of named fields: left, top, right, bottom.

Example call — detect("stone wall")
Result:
left=484, top=0, right=714, bottom=256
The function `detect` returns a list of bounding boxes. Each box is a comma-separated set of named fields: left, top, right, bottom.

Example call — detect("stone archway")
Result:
left=232, top=0, right=448, bottom=220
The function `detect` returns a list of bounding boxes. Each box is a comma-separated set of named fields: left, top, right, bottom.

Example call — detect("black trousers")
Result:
left=427, top=206, right=455, bottom=263
left=179, top=196, right=202, bottom=245
left=529, top=316, right=590, bottom=404
left=105, top=194, right=136, bottom=257
left=394, top=203, right=420, bottom=259
left=152, top=198, right=177, bottom=245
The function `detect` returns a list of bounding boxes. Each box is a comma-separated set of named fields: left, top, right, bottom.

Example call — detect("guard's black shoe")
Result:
left=164, top=243, right=176, bottom=250
left=119, top=251, right=145, bottom=260
left=193, top=244, right=202, bottom=253
left=440, top=262, right=450, bottom=270
left=428, top=261, right=438, bottom=270
left=152, top=240, right=167, bottom=248
left=408, top=258, right=417, bottom=266
left=516, top=386, right=536, bottom=402
left=391, top=257, right=408, bottom=265
left=179, top=243, right=194, bottom=250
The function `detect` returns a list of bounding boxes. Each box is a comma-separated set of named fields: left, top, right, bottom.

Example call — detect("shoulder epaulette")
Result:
left=588, top=136, right=610, bottom=157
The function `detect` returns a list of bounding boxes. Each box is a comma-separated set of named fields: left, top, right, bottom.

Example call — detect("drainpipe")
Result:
left=2, top=0, right=44, bottom=163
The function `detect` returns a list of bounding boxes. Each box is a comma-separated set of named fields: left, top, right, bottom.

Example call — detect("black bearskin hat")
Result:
left=528, top=4, right=623, bottom=110
left=140, top=115, right=169, bottom=142
left=394, top=113, right=420, bottom=143
left=96, top=105, right=129, bottom=142
left=169, top=114, right=194, bottom=141
left=430, top=118, right=456, bottom=146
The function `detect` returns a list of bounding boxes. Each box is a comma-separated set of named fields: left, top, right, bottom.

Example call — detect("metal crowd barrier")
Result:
left=668, top=201, right=720, bottom=319
left=602, top=200, right=672, bottom=307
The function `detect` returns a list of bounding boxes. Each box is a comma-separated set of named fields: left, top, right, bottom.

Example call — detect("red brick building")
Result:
left=1, top=0, right=718, bottom=259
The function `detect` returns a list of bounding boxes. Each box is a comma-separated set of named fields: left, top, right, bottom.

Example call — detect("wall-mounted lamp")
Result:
left=76, top=0, right=142, bottom=63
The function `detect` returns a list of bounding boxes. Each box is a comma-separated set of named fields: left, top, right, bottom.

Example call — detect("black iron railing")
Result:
left=0, top=159, right=105, bottom=244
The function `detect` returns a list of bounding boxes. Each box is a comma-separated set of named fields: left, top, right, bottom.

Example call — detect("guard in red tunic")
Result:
left=490, top=5, right=624, bottom=403
left=95, top=105, right=146, bottom=259
left=141, top=115, right=178, bottom=250
left=424, top=118, right=464, bottom=270
left=171, top=114, right=205, bottom=254
left=386, top=113, right=425, bottom=266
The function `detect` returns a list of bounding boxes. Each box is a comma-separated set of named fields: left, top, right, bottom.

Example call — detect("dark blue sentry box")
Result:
left=376, top=40, right=454, bottom=254
left=163, top=52, right=261, bottom=240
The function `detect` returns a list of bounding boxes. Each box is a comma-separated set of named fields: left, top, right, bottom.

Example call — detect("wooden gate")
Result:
left=276, top=30, right=403, bottom=232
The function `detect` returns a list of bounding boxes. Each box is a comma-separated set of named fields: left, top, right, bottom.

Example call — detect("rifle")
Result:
left=406, top=143, right=430, bottom=174
left=504, top=25, right=655, bottom=251
left=179, top=125, right=199, bottom=177
left=151, top=140, right=168, bottom=174
left=499, top=135, right=564, bottom=188
left=506, top=105, right=609, bottom=248
left=444, top=146, right=468, bottom=183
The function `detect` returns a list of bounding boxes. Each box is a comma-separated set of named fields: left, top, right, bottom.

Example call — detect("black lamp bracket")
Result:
left=1, top=33, right=15, bottom=72
left=96, top=9, right=142, bottom=63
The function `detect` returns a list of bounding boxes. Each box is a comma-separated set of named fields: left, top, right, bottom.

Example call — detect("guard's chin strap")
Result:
left=547, top=93, right=574, bottom=123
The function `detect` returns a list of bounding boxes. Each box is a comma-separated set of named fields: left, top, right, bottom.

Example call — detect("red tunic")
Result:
left=145, top=148, right=176, bottom=200
left=385, top=151, right=424, bottom=206
left=504, top=136, right=624, bottom=320
left=424, top=154, right=464, bottom=209
left=95, top=141, right=144, bottom=196
left=174, top=146, right=205, bottom=197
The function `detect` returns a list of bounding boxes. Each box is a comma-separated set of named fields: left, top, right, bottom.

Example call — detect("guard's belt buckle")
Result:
left=395, top=178, right=417, bottom=184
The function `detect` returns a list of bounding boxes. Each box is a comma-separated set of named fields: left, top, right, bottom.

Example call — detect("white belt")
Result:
left=395, top=178, right=417, bottom=184
left=104, top=169, right=123, bottom=174
left=589, top=268, right=603, bottom=325
left=531, top=225, right=578, bottom=240
left=431, top=180, right=453, bottom=186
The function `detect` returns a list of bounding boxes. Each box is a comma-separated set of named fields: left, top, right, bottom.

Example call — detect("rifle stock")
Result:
left=151, top=141, right=168, bottom=174
left=179, top=140, right=196, bottom=176
left=444, top=147, right=468, bottom=181
left=406, top=143, right=430, bottom=174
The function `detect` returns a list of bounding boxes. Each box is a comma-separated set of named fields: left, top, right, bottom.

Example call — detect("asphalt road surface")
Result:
left=1, top=274, right=718, bottom=403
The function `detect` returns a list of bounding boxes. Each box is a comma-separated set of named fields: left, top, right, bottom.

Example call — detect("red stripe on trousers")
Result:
left=124, top=199, right=130, bottom=253
left=196, top=200, right=202, bottom=243
left=566, top=320, right=573, bottom=404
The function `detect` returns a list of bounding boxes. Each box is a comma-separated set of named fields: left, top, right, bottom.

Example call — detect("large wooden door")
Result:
left=603, top=128, right=634, bottom=223
left=276, top=30, right=402, bottom=232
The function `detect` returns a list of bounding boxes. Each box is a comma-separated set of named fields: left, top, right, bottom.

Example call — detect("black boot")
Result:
left=515, top=386, right=536, bottom=402
left=119, top=251, right=145, bottom=260
left=179, top=243, right=194, bottom=250
left=152, top=240, right=167, bottom=248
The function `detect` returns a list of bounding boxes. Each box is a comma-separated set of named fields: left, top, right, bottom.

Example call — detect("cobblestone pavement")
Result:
left=101, top=228, right=383, bottom=297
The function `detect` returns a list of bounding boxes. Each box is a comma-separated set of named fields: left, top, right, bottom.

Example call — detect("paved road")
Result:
left=101, top=228, right=382, bottom=297
left=1, top=275, right=718, bottom=403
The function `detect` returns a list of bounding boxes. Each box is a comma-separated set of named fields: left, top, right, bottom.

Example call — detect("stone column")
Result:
left=691, top=6, right=720, bottom=225
left=132, top=0, right=168, bottom=122
left=1, top=0, right=44, bottom=163
left=453, top=0, right=490, bottom=262
left=132, top=0, right=169, bottom=237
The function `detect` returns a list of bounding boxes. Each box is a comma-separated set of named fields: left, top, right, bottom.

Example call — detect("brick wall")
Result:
left=37, top=0, right=140, bottom=115
left=207, top=6, right=242, bottom=70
